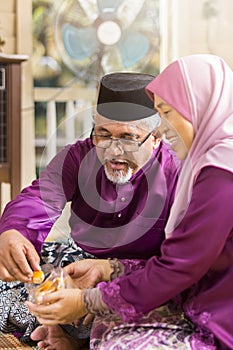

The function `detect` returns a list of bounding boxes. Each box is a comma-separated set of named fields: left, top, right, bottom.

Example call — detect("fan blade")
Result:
left=97, top=0, right=123, bottom=19
left=117, top=0, right=146, bottom=29
left=117, top=30, right=150, bottom=68
left=55, top=0, right=97, bottom=27
left=101, top=46, right=122, bottom=72
left=62, top=24, right=99, bottom=60
left=78, top=0, right=99, bottom=22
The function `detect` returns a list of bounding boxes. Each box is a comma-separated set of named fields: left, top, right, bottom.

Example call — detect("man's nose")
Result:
left=106, top=139, right=124, bottom=156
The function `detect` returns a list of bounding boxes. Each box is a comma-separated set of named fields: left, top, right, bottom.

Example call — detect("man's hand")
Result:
left=25, top=288, right=87, bottom=326
left=0, top=230, right=41, bottom=282
left=64, top=259, right=113, bottom=289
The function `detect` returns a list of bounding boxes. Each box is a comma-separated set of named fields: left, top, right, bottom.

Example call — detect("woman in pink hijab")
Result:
left=27, top=55, right=233, bottom=349
left=145, top=54, right=233, bottom=349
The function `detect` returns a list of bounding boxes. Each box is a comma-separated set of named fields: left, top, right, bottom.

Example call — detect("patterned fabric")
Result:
left=0, top=241, right=219, bottom=349
left=90, top=303, right=217, bottom=350
left=0, top=239, right=94, bottom=342
left=0, top=331, right=37, bottom=349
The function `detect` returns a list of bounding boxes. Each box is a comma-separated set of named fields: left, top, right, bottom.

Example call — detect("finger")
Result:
left=64, top=259, right=93, bottom=277
left=30, top=325, right=48, bottom=341
left=63, top=263, right=74, bottom=275
left=0, top=249, right=20, bottom=280
left=72, top=318, right=81, bottom=327
left=83, top=313, right=95, bottom=325
left=39, top=291, right=62, bottom=305
left=0, top=253, right=31, bottom=282
left=0, top=231, right=36, bottom=281
left=25, top=246, right=41, bottom=271
left=37, top=341, right=54, bottom=350
left=10, top=249, right=34, bottom=280
left=25, top=301, right=54, bottom=317
left=63, top=274, right=74, bottom=288
left=0, top=266, right=16, bottom=282
left=25, top=301, right=37, bottom=311
left=37, top=340, right=49, bottom=349
left=64, top=262, right=83, bottom=277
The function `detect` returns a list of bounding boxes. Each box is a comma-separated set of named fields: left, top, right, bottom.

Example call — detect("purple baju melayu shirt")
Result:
left=0, top=138, right=179, bottom=259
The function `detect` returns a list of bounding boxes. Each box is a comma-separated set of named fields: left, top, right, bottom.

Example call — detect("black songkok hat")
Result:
left=96, top=72, right=155, bottom=121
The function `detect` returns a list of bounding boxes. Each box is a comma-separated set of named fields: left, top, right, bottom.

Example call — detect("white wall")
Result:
left=161, top=0, right=233, bottom=69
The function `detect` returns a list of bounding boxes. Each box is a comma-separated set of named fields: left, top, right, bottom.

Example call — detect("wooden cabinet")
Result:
left=0, top=53, right=28, bottom=201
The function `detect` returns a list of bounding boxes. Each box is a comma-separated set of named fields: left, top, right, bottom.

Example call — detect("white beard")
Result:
left=104, top=166, right=133, bottom=184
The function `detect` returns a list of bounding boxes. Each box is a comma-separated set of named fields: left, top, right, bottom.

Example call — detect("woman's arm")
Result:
left=98, top=166, right=233, bottom=320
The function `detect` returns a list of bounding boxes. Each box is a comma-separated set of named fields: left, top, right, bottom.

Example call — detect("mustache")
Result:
left=104, top=157, right=130, bottom=165
left=104, top=157, right=138, bottom=172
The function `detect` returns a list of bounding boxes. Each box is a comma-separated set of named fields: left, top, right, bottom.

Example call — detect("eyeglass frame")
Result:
left=90, top=126, right=155, bottom=152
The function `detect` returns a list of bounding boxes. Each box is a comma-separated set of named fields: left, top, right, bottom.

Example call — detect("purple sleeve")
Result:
left=0, top=144, right=79, bottom=253
left=100, top=167, right=233, bottom=320
left=119, top=259, right=146, bottom=272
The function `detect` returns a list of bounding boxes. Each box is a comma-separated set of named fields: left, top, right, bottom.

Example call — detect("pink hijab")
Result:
left=146, top=54, right=233, bottom=236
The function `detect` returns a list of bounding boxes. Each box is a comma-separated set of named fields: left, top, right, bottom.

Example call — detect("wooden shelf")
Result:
left=0, top=53, right=28, bottom=64
left=0, top=55, right=28, bottom=200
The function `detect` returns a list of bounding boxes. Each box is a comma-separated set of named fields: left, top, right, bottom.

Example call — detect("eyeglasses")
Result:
left=90, top=127, right=154, bottom=152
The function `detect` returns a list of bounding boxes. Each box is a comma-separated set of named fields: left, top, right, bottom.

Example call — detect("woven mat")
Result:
left=0, top=332, right=37, bottom=350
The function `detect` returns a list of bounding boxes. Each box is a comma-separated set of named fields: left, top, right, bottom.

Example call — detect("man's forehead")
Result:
left=93, top=114, right=147, bottom=132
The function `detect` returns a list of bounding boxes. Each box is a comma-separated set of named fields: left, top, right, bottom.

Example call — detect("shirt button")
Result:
left=121, top=197, right=126, bottom=202
left=118, top=213, right=122, bottom=218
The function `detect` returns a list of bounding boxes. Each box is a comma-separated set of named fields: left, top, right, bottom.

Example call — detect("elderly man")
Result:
left=0, top=72, right=179, bottom=348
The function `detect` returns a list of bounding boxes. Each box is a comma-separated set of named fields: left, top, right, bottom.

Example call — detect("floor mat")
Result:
left=0, top=332, right=37, bottom=349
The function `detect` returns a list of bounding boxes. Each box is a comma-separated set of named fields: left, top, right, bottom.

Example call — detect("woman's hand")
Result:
left=25, top=288, right=87, bottom=325
left=0, top=230, right=41, bottom=282
left=64, top=259, right=113, bottom=289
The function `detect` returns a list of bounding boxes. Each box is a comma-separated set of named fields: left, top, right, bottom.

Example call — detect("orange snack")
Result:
left=38, top=277, right=62, bottom=293
left=32, top=270, right=45, bottom=284
left=26, top=266, right=68, bottom=304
